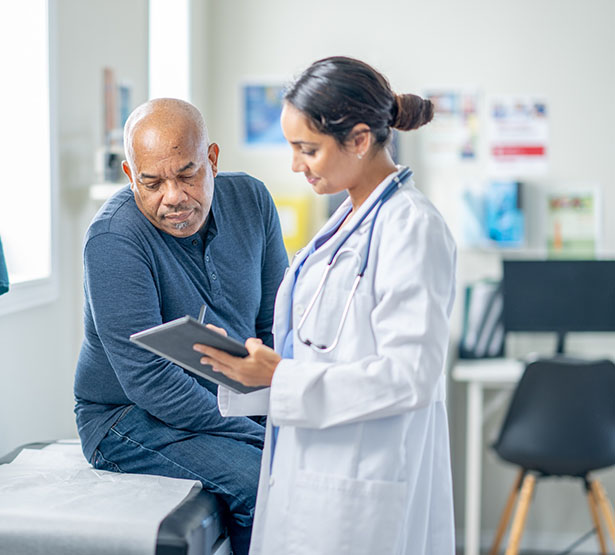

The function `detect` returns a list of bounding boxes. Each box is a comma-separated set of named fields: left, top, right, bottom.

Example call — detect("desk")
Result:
left=452, top=358, right=525, bottom=555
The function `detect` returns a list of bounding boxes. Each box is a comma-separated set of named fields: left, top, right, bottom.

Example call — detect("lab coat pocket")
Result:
left=287, top=470, right=406, bottom=555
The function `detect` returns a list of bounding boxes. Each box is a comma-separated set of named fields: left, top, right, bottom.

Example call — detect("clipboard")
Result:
left=130, top=315, right=264, bottom=394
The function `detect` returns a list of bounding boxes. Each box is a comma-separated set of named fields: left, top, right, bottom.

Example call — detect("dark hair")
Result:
left=284, top=56, right=433, bottom=147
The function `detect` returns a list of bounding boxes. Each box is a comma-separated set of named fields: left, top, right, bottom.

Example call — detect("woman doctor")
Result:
left=194, top=56, right=457, bottom=555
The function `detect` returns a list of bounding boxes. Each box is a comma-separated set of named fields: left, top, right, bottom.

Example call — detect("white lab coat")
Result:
left=219, top=168, right=457, bottom=554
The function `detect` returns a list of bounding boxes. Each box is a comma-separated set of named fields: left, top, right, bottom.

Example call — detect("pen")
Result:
left=198, top=304, right=207, bottom=324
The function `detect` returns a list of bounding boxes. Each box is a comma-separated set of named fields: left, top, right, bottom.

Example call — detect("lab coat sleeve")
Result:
left=218, top=386, right=270, bottom=416
left=269, top=207, right=456, bottom=429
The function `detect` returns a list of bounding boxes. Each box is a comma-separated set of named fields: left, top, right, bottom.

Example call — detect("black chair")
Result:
left=489, top=356, right=615, bottom=554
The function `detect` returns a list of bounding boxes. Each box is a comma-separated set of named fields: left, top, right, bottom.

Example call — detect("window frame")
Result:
left=0, top=0, right=59, bottom=317
left=148, top=0, right=191, bottom=101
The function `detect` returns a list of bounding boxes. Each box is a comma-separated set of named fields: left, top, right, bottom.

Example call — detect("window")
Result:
left=148, top=0, right=190, bottom=101
left=0, top=0, right=57, bottom=315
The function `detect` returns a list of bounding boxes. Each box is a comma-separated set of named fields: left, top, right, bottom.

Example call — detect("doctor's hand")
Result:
left=193, top=335, right=281, bottom=387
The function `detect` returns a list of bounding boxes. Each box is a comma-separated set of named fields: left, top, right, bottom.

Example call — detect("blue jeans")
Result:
left=91, top=405, right=264, bottom=555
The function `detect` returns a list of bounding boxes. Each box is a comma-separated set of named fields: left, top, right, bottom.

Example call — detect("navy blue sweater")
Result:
left=74, top=173, right=288, bottom=461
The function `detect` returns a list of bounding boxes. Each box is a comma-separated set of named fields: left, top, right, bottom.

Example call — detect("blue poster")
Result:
left=244, top=84, right=286, bottom=146
left=485, top=181, right=524, bottom=247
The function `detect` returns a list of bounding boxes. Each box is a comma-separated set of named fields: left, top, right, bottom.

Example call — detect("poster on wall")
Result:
left=459, top=180, right=524, bottom=249
left=242, top=83, right=286, bottom=147
left=273, top=195, right=313, bottom=256
left=421, top=89, right=479, bottom=167
left=546, top=188, right=600, bottom=259
left=485, top=181, right=524, bottom=247
left=487, top=95, right=548, bottom=176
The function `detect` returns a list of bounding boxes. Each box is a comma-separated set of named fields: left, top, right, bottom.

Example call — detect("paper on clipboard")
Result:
left=130, top=316, right=264, bottom=394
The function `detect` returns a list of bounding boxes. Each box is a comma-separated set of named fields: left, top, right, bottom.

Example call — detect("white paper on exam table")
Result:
left=0, top=442, right=200, bottom=555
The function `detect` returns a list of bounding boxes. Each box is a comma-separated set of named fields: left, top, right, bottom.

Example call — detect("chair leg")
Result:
left=592, top=479, right=615, bottom=549
left=586, top=478, right=607, bottom=554
left=505, top=473, right=536, bottom=555
left=490, top=469, right=525, bottom=555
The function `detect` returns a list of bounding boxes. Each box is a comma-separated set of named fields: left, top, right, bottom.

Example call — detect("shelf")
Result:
left=89, top=183, right=125, bottom=201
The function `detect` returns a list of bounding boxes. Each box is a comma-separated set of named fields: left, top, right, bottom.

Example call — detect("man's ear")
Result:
left=208, top=143, right=220, bottom=177
left=349, top=124, right=371, bottom=158
left=122, top=161, right=135, bottom=190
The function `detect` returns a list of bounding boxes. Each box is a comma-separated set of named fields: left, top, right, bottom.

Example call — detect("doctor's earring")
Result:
left=357, top=153, right=363, bottom=160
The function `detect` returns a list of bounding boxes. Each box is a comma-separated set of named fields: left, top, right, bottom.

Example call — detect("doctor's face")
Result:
left=281, top=102, right=360, bottom=196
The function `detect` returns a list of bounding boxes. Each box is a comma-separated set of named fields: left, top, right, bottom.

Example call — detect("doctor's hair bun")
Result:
left=285, top=56, right=431, bottom=149
left=391, top=94, right=434, bottom=131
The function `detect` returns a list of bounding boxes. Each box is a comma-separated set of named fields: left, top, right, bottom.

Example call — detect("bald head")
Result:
left=123, top=98, right=209, bottom=171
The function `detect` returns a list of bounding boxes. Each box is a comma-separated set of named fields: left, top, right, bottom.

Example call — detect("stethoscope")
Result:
left=296, top=166, right=413, bottom=353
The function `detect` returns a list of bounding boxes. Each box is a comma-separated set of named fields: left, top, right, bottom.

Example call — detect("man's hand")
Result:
left=193, top=331, right=281, bottom=387
left=205, top=323, right=228, bottom=336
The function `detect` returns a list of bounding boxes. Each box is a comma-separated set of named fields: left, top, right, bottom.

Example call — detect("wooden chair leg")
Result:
left=490, top=469, right=525, bottom=555
left=505, top=473, right=536, bottom=555
left=592, top=479, right=615, bottom=549
left=586, top=479, right=607, bottom=554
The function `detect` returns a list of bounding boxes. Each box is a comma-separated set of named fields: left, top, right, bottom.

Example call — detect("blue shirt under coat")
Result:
left=74, top=172, right=288, bottom=462
left=272, top=206, right=351, bottom=460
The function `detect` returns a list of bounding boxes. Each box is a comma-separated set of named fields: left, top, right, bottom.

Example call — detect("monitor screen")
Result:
left=502, top=260, right=615, bottom=337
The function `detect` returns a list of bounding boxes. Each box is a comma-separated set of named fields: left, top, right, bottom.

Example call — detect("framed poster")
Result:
left=546, top=188, right=600, bottom=259
left=459, top=180, right=524, bottom=249
left=485, top=181, right=524, bottom=247
left=487, top=95, right=549, bottom=176
left=422, top=89, right=480, bottom=166
left=242, top=83, right=286, bottom=147
left=273, top=195, right=312, bottom=255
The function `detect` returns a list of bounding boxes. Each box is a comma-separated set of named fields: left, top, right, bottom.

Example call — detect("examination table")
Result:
left=0, top=440, right=231, bottom=555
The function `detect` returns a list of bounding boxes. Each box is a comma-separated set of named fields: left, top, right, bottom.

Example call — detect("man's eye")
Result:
left=301, top=150, right=316, bottom=156
left=142, top=182, right=160, bottom=190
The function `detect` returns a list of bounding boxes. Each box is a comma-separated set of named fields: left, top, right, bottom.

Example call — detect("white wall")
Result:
left=199, top=0, right=615, bottom=235
left=193, top=0, right=615, bottom=550
left=0, top=0, right=148, bottom=456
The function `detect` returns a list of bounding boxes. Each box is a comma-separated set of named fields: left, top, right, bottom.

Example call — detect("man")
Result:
left=74, top=98, right=288, bottom=554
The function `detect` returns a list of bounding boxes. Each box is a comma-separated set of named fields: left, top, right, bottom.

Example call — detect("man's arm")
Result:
left=84, top=231, right=260, bottom=434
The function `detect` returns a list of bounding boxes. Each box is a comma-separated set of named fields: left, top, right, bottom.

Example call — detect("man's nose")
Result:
left=161, top=179, right=188, bottom=205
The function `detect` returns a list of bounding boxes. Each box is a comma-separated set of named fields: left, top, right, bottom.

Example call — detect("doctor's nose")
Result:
left=291, top=152, right=307, bottom=173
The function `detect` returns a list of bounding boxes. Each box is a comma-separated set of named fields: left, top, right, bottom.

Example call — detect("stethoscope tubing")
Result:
left=296, top=166, right=413, bottom=352
left=326, top=166, right=412, bottom=270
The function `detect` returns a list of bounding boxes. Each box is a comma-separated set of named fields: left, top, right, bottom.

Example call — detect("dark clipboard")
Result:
left=130, top=315, right=263, bottom=394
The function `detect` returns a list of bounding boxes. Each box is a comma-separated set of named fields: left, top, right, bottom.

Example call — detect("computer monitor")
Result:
left=502, top=260, right=615, bottom=354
